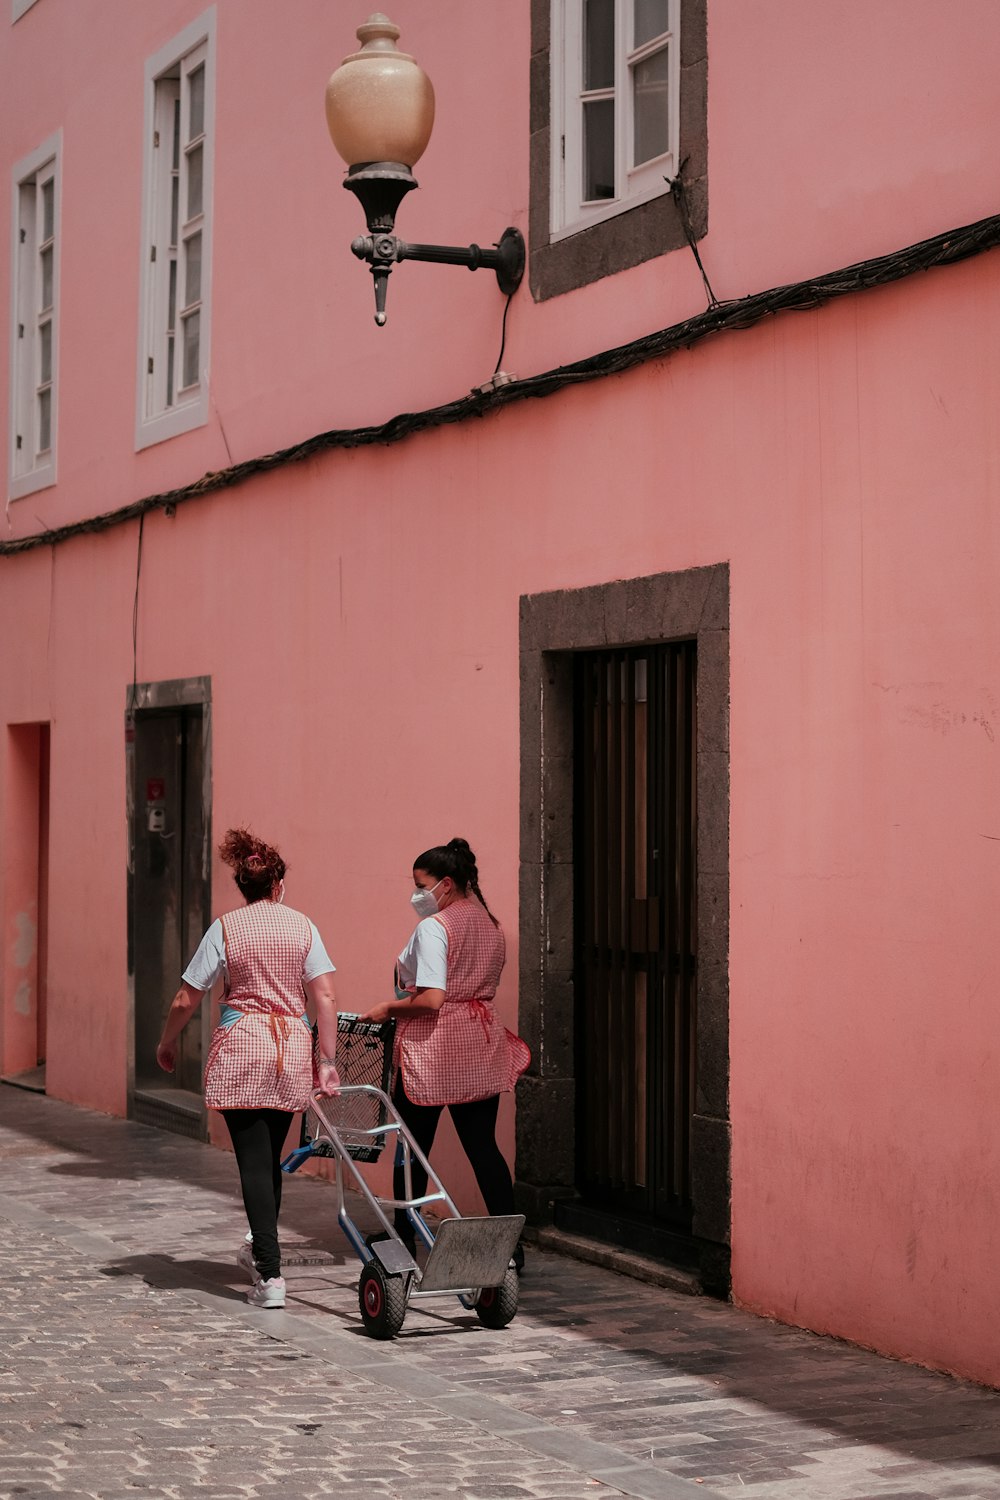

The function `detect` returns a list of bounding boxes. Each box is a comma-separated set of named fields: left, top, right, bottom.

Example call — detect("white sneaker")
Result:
left=247, top=1276, right=286, bottom=1309
left=236, top=1232, right=257, bottom=1281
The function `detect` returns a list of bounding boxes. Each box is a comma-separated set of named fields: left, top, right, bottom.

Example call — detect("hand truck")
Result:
left=282, top=1015, right=524, bottom=1340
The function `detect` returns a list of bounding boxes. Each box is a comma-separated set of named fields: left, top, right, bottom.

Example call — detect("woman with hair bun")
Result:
left=363, top=838, right=529, bottom=1268
left=155, top=828, right=339, bottom=1309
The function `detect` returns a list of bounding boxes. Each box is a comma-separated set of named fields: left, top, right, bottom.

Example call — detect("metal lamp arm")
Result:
left=350, top=227, right=525, bottom=325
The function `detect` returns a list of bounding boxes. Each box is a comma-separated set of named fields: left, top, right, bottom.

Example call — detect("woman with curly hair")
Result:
left=364, top=837, right=529, bottom=1268
left=156, top=828, right=339, bottom=1309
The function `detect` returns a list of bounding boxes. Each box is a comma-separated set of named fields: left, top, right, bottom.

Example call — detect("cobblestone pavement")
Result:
left=2, top=1088, right=999, bottom=1500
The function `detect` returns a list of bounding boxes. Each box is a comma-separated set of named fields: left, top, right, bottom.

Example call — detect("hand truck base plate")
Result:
left=417, top=1213, right=524, bottom=1293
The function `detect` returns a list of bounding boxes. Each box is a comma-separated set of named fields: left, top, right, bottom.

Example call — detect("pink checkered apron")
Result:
left=202, top=902, right=315, bottom=1111
left=397, top=899, right=530, bottom=1107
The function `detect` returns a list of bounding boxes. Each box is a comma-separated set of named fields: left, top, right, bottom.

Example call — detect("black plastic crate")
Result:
left=302, top=1013, right=395, bottom=1163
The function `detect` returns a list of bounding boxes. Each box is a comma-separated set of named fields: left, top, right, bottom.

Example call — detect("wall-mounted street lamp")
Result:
left=325, top=13, right=525, bottom=326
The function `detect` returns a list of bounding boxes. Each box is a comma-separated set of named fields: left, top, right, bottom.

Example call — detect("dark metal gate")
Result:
left=574, top=642, right=697, bottom=1230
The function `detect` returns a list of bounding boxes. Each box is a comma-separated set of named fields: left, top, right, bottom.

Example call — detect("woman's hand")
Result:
left=363, top=989, right=443, bottom=1024
left=315, top=1060, right=341, bottom=1096
left=156, top=983, right=202, bottom=1074
left=305, top=974, right=338, bottom=1093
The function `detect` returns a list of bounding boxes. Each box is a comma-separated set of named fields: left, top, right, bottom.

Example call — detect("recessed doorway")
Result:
left=517, top=565, right=730, bottom=1294
left=1, top=721, right=50, bottom=1093
left=126, top=677, right=211, bottom=1139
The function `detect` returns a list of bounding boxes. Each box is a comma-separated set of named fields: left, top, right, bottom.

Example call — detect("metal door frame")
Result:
left=125, top=675, right=212, bottom=1136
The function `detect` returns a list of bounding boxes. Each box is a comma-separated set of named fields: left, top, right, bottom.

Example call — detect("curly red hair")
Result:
left=219, top=827, right=286, bottom=903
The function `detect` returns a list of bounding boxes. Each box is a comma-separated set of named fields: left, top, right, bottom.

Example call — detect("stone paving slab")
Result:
left=1, top=1222, right=634, bottom=1500
left=2, top=1086, right=1000, bottom=1500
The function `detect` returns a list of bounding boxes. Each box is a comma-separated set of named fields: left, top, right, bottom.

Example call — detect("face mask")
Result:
left=411, top=879, right=442, bottom=919
left=276, top=880, right=285, bottom=905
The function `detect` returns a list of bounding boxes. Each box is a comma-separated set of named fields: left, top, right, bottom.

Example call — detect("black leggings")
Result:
left=222, top=1108, right=292, bottom=1281
left=392, top=1081, right=514, bottom=1235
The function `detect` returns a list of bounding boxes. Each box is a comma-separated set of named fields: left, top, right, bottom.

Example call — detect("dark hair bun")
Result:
left=446, top=838, right=476, bottom=873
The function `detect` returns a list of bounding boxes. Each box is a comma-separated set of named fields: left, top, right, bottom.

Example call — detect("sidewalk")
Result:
left=1, top=1086, right=998, bottom=1500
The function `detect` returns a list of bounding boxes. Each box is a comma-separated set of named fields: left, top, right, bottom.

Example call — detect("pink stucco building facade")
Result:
left=2, top=0, right=999, bottom=1386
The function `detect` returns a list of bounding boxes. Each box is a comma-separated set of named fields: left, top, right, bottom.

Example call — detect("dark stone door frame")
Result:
left=125, top=675, right=212, bottom=1139
left=516, top=564, right=730, bottom=1291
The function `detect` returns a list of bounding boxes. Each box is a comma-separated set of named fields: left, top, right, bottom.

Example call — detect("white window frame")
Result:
left=550, top=0, right=680, bottom=243
left=8, top=132, right=60, bottom=502
left=135, top=7, right=216, bottom=452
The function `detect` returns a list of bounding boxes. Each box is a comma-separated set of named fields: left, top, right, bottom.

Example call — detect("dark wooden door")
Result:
left=574, top=643, right=697, bottom=1228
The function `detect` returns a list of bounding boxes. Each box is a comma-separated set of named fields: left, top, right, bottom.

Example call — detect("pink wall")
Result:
left=2, top=1, right=1000, bottom=539
left=3, top=256, right=998, bottom=1378
left=3, top=0, right=1000, bottom=1386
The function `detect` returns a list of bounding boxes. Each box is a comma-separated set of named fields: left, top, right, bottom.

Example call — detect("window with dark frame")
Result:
left=530, top=0, right=707, bottom=301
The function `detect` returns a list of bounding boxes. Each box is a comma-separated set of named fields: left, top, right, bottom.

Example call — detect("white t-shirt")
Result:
left=182, top=917, right=336, bottom=994
left=396, top=917, right=448, bottom=991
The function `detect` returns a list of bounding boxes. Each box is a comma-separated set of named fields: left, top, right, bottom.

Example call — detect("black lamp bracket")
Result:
left=351, top=228, right=525, bottom=325
left=343, top=162, right=525, bottom=325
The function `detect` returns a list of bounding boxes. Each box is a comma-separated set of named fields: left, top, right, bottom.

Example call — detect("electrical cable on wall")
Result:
left=494, top=290, right=515, bottom=376
left=665, top=164, right=719, bottom=310
left=3, top=209, right=1000, bottom=560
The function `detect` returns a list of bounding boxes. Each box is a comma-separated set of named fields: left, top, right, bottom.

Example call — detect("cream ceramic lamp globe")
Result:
left=325, top=13, right=435, bottom=173
left=326, top=13, right=525, bottom=327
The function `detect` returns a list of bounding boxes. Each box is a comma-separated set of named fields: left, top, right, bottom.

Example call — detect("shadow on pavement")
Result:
left=96, top=1252, right=249, bottom=1302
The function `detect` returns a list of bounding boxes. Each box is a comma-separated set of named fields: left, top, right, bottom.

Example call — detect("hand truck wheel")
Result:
left=474, top=1264, right=519, bottom=1329
left=358, top=1260, right=407, bottom=1339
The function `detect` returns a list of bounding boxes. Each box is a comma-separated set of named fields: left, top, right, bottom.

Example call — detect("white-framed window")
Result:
left=551, top=0, right=680, bottom=242
left=136, top=8, right=215, bottom=451
left=8, top=132, right=60, bottom=501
